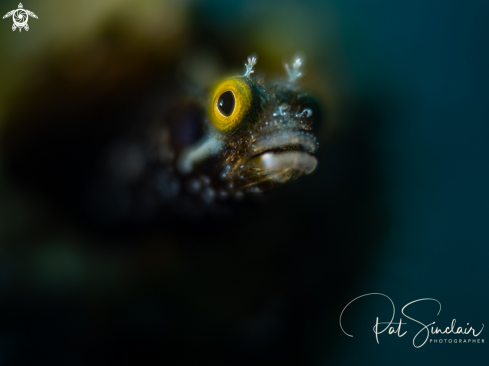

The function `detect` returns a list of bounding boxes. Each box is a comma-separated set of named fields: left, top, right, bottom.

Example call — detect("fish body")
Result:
left=84, top=55, right=322, bottom=223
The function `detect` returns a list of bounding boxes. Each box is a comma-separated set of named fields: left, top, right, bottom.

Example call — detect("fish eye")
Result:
left=217, top=91, right=235, bottom=116
left=209, top=76, right=259, bottom=134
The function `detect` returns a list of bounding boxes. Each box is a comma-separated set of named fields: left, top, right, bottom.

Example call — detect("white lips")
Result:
left=250, top=130, right=318, bottom=157
left=252, top=151, right=318, bottom=183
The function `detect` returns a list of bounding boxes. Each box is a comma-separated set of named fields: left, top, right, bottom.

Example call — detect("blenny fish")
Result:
left=85, top=54, right=321, bottom=222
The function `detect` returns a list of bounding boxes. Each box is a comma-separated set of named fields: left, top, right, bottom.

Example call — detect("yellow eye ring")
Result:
left=209, top=76, right=259, bottom=134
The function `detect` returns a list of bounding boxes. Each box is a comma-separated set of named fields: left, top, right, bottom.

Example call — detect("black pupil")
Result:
left=217, top=91, right=235, bottom=116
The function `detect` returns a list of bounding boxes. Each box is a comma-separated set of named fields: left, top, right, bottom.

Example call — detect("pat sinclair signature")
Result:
left=339, top=293, right=484, bottom=348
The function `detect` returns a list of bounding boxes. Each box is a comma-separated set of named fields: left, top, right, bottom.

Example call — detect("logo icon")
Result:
left=3, top=3, right=37, bottom=32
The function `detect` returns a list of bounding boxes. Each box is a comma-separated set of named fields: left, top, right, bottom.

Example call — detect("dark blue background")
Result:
left=324, top=0, right=489, bottom=363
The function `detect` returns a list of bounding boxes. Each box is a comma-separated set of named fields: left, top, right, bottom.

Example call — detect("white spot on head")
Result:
left=301, top=108, right=313, bottom=118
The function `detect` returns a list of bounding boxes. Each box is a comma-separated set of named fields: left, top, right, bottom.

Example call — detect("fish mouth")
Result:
left=249, top=150, right=318, bottom=183
left=250, top=129, right=318, bottom=158
left=237, top=130, right=318, bottom=185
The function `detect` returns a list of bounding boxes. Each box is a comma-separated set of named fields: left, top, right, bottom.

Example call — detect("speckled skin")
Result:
left=89, top=61, right=321, bottom=223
